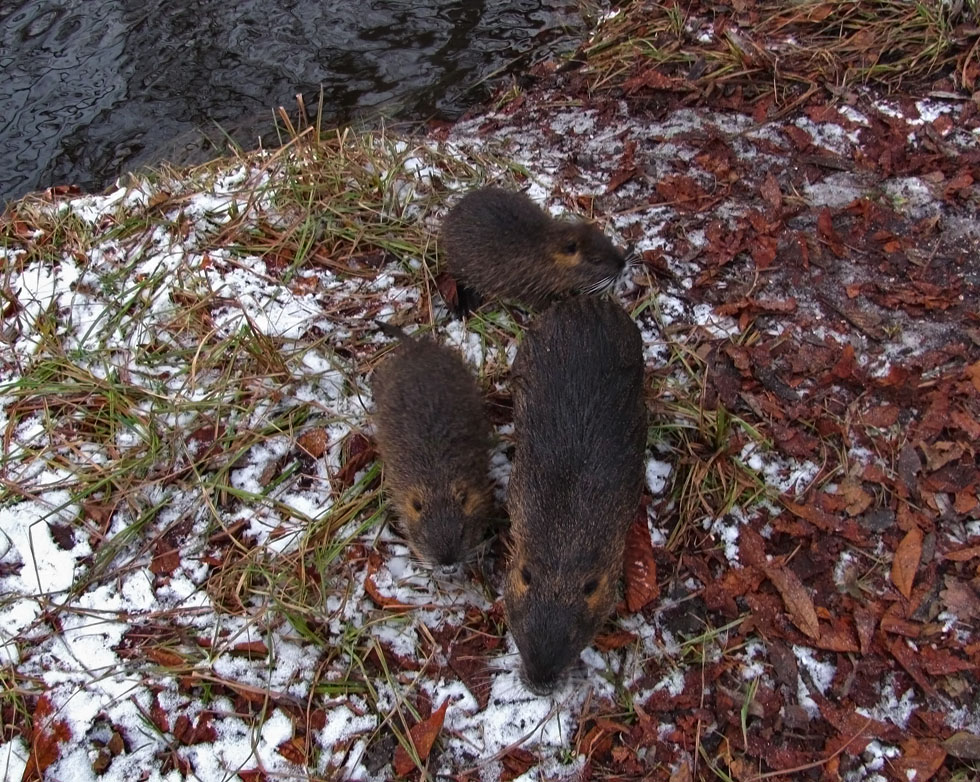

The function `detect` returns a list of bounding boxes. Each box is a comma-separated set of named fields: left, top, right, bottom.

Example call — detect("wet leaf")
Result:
left=893, top=738, right=945, bottom=782
left=23, top=695, right=71, bottom=781
left=501, top=747, right=538, bottom=781
left=891, top=526, right=923, bottom=599
left=435, top=272, right=459, bottom=310
left=277, top=736, right=307, bottom=766
left=817, top=207, right=845, bottom=256
left=145, top=647, right=186, bottom=668
left=149, top=541, right=180, bottom=576
left=297, top=427, right=328, bottom=458
left=335, top=432, right=377, bottom=489
left=230, top=641, right=270, bottom=658
left=760, top=172, right=782, bottom=209
left=940, top=577, right=980, bottom=621
left=393, top=699, right=449, bottom=775
left=595, top=629, right=639, bottom=651
left=765, top=565, right=820, bottom=639
left=966, top=360, right=980, bottom=393
left=623, top=511, right=658, bottom=612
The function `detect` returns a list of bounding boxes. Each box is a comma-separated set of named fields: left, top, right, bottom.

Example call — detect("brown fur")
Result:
left=440, top=187, right=626, bottom=309
left=371, top=330, right=493, bottom=568
left=505, top=298, right=646, bottom=693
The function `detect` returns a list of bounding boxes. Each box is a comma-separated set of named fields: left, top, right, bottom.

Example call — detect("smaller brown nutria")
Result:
left=440, top=186, right=626, bottom=310
left=371, top=324, right=494, bottom=572
left=504, top=297, right=646, bottom=694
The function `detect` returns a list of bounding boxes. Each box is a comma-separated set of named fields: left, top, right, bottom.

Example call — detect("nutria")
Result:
left=371, top=325, right=494, bottom=571
left=440, top=187, right=626, bottom=310
left=504, top=298, right=646, bottom=694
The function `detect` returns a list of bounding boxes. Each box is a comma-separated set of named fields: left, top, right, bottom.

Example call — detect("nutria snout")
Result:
left=371, top=326, right=494, bottom=569
left=504, top=297, right=646, bottom=694
left=440, top=187, right=626, bottom=310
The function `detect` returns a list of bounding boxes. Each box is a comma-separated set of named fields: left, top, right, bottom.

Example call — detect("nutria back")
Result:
left=371, top=331, right=493, bottom=569
left=440, top=187, right=626, bottom=309
left=504, top=297, right=646, bottom=693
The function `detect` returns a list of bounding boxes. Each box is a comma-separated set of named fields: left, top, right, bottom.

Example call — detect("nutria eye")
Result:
left=583, top=579, right=598, bottom=596
left=563, top=240, right=578, bottom=255
left=520, top=566, right=533, bottom=587
left=411, top=498, right=423, bottom=512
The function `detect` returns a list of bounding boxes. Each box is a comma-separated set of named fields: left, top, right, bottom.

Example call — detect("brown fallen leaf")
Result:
left=501, top=747, right=538, bottom=782
left=363, top=575, right=415, bottom=611
left=893, top=738, right=946, bottom=782
left=145, top=647, right=186, bottom=668
left=393, top=699, right=449, bottom=775
left=606, top=139, right=638, bottom=194
left=760, top=172, right=782, bottom=209
left=817, top=207, right=846, bottom=256
left=435, top=271, right=459, bottom=311
left=230, top=641, right=270, bottom=658
left=595, top=629, right=639, bottom=651
left=891, top=526, right=923, bottom=599
left=669, top=759, right=693, bottom=782
left=765, top=565, right=820, bottom=640
left=944, top=731, right=980, bottom=760
left=943, top=545, right=980, bottom=562
left=623, top=510, right=658, bottom=612
left=334, top=432, right=377, bottom=490
left=23, top=695, right=71, bottom=782
left=837, top=479, right=873, bottom=516
left=297, top=427, right=328, bottom=458
left=149, top=541, right=180, bottom=576
left=967, top=360, right=980, bottom=393
left=277, top=736, right=308, bottom=766
left=940, top=576, right=980, bottom=621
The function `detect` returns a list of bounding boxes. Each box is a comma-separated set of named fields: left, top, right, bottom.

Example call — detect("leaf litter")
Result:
left=1, top=6, right=980, bottom=781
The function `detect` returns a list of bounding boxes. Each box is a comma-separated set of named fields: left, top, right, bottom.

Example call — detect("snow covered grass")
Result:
left=0, top=118, right=775, bottom=780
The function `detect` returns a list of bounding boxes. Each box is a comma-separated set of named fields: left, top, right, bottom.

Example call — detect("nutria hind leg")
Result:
left=454, top=283, right=483, bottom=317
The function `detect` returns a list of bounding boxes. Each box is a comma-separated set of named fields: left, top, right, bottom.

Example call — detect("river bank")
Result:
left=2, top=3, right=980, bottom=780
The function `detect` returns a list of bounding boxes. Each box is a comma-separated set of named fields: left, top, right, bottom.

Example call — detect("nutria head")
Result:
left=504, top=537, right=622, bottom=694
left=394, top=477, right=493, bottom=571
left=547, top=221, right=627, bottom=296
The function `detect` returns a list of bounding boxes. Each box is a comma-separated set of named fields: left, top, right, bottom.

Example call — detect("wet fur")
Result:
left=505, top=298, right=646, bottom=693
left=371, top=331, right=493, bottom=567
left=440, top=187, right=625, bottom=309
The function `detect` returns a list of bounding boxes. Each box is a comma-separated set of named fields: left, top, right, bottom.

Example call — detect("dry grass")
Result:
left=579, top=0, right=980, bottom=110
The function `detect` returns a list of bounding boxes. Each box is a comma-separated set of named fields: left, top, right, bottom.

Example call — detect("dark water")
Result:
left=0, top=0, right=582, bottom=204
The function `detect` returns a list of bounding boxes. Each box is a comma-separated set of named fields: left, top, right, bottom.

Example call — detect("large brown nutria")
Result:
left=440, top=187, right=626, bottom=310
left=371, top=326, right=494, bottom=572
left=504, top=297, right=646, bottom=694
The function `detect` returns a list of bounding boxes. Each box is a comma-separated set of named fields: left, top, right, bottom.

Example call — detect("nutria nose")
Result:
left=436, top=562, right=462, bottom=579
left=522, top=655, right=566, bottom=696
